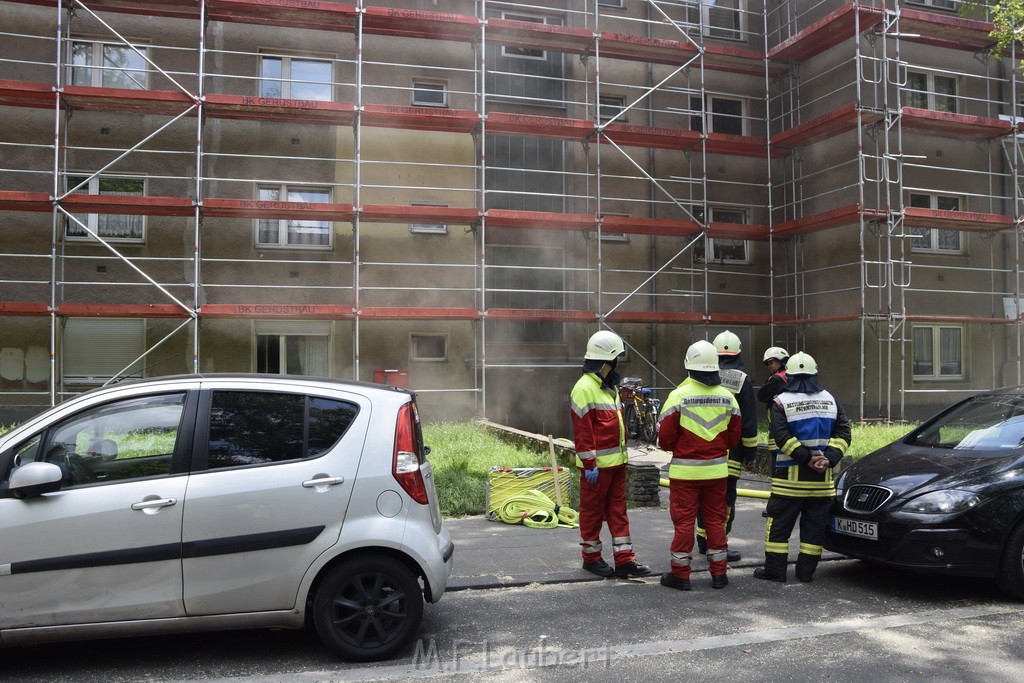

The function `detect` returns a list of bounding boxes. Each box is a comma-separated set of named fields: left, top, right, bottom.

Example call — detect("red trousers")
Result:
left=578, top=464, right=636, bottom=567
left=669, top=477, right=728, bottom=578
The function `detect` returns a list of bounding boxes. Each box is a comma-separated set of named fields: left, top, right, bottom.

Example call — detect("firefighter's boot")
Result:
left=753, top=553, right=787, bottom=582
left=795, top=553, right=818, bottom=583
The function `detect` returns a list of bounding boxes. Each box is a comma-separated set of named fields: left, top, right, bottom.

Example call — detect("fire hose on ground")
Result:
left=658, top=478, right=770, bottom=499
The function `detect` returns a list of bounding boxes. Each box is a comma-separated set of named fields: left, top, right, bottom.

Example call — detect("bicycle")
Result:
left=619, top=378, right=661, bottom=444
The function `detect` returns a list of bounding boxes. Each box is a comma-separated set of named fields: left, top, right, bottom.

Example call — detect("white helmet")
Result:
left=684, top=340, right=720, bottom=372
left=584, top=330, right=625, bottom=361
left=787, top=351, right=818, bottom=376
left=763, top=346, right=789, bottom=365
left=713, top=330, right=741, bottom=355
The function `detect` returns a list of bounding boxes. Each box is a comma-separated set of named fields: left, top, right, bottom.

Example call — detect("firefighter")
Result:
left=657, top=339, right=741, bottom=591
left=755, top=352, right=852, bottom=583
left=695, top=331, right=758, bottom=562
left=570, top=330, right=652, bottom=579
left=757, top=346, right=789, bottom=413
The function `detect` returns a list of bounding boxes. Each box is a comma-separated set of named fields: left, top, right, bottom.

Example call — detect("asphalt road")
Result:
left=5, top=559, right=1024, bottom=683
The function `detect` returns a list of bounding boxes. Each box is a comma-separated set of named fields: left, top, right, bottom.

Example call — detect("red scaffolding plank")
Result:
left=904, top=207, right=1015, bottom=232
left=606, top=311, right=704, bottom=324
left=708, top=222, right=771, bottom=241
left=359, top=205, right=478, bottom=225
left=0, top=302, right=50, bottom=316
left=0, top=191, right=51, bottom=212
left=484, top=209, right=596, bottom=231
left=897, top=9, right=997, bottom=52
left=772, top=103, right=885, bottom=149
left=901, top=108, right=1013, bottom=140
left=206, top=0, right=357, bottom=31
left=58, top=303, right=190, bottom=318
left=601, top=215, right=700, bottom=237
left=774, top=204, right=880, bottom=236
left=63, top=194, right=194, bottom=216
left=200, top=303, right=354, bottom=319
left=768, top=4, right=885, bottom=63
left=205, top=93, right=356, bottom=125
left=486, top=308, right=597, bottom=322
left=202, top=198, right=355, bottom=221
left=359, top=307, right=479, bottom=320
left=361, top=104, right=479, bottom=133
left=0, top=79, right=54, bottom=108
left=12, top=0, right=200, bottom=20
left=703, top=132, right=776, bottom=158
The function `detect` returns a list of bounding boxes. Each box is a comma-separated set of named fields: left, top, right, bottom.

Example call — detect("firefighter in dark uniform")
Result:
left=755, top=352, right=851, bottom=583
left=757, top=346, right=789, bottom=415
left=695, top=330, right=758, bottom=562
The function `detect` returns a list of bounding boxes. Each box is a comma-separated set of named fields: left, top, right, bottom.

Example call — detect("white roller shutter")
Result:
left=62, top=318, right=145, bottom=384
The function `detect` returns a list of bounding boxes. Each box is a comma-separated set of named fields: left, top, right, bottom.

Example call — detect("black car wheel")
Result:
left=996, top=521, right=1024, bottom=600
left=313, top=554, right=424, bottom=661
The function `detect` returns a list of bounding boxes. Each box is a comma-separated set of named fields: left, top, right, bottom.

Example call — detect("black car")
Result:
left=824, top=388, right=1024, bottom=599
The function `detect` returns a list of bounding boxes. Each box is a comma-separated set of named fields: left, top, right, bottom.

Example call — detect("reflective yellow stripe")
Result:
left=575, top=450, right=628, bottom=468
left=669, top=456, right=729, bottom=480
left=780, top=437, right=801, bottom=457
left=742, top=436, right=758, bottom=448
left=828, top=437, right=849, bottom=454
left=799, top=542, right=822, bottom=556
left=765, top=541, right=789, bottom=555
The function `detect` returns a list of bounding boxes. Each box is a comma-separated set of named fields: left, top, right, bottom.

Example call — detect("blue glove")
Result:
left=584, top=467, right=599, bottom=485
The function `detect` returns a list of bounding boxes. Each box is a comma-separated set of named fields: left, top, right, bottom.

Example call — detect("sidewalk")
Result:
left=444, top=444, right=841, bottom=590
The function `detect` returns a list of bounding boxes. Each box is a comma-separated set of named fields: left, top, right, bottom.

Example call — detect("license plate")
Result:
left=831, top=516, right=878, bottom=540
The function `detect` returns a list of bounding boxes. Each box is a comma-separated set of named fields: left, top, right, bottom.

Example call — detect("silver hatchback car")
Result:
left=0, top=374, right=454, bottom=661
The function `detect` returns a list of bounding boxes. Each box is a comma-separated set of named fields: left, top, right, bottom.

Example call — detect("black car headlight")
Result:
left=899, top=489, right=983, bottom=515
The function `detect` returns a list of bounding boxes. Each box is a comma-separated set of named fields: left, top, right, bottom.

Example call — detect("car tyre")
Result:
left=313, top=554, right=424, bottom=661
left=996, top=521, right=1024, bottom=600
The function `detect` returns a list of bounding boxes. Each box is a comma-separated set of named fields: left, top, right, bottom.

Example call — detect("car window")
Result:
left=40, top=392, right=186, bottom=487
left=206, top=390, right=358, bottom=469
left=908, top=395, right=1024, bottom=450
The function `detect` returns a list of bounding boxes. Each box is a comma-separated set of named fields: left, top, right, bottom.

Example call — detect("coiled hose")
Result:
left=495, top=488, right=580, bottom=529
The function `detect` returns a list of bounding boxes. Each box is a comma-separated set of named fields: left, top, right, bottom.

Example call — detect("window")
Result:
left=206, top=391, right=358, bottom=469
left=905, top=0, right=958, bottom=10
left=486, top=12, right=563, bottom=102
left=61, top=318, right=144, bottom=385
left=412, top=80, right=447, bottom=107
left=485, top=135, right=564, bottom=212
left=690, top=96, right=745, bottom=135
left=693, top=207, right=749, bottom=263
left=411, top=202, right=449, bottom=235
left=599, top=95, right=627, bottom=121
left=703, top=0, right=744, bottom=41
left=256, top=185, right=332, bottom=248
left=598, top=0, right=625, bottom=7
left=65, top=175, right=145, bottom=242
left=260, top=55, right=332, bottom=101
left=908, top=193, right=963, bottom=254
left=411, top=334, right=448, bottom=362
left=255, top=321, right=331, bottom=375
left=905, top=71, right=957, bottom=113
left=913, top=325, right=963, bottom=379
left=70, top=41, right=149, bottom=89
left=486, top=244, right=564, bottom=343
left=35, top=392, right=185, bottom=487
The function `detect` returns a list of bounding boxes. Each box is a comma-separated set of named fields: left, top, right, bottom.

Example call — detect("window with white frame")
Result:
left=905, top=71, right=957, bottom=113
left=70, top=40, right=149, bottom=89
left=260, top=55, right=333, bottom=101
left=65, top=174, right=146, bottom=242
left=410, top=202, right=449, bottom=235
left=693, top=207, right=749, bottom=263
left=412, top=79, right=447, bottom=107
left=61, top=318, right=145, bottom=384
left=905, top=0, right=958, bottom=10
left=411, top=334, right=448, bottom=362
left=690, top=95, right=745, bottom=135
left=486, top=11, right=563, bottom=103
left=598, top=0, right=625, bottom=8
left=908, top=193, right=963, bottom=254
left=255, top=184, right=332, bottom=248
left=702, top=0, right=744, bottom=41
left=485, top=244, right=565, bottom=343
left=255, top=321, right=331, bottom=375
left=599, top=95, right=627, bottom=121
left=913, top=325, right=963, bottom=379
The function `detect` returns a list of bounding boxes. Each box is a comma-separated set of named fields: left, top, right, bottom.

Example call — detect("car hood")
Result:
left=842, top=441, right=1024, bottom=496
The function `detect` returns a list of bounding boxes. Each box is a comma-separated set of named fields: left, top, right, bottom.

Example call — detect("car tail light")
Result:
left=393, top=402, right=429, bottom=505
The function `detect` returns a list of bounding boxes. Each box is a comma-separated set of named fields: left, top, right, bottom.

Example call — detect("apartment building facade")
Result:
left=0, top=0, right=1021, bottom=434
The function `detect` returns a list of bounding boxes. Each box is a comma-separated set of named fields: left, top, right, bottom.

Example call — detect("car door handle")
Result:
left=131, top=497, right=177, bottom=511
left=302, top=476, right=345, bottom=489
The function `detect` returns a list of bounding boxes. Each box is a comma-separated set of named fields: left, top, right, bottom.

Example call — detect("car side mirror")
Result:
left=9, top=462, right=64, bottom=499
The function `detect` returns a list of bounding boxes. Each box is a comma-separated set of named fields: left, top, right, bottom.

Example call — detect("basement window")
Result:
left=410, top=202, right=449, bottom=235
left=411, top=334, right=448, bottom=362
left=412, top=80, right=447, bottom=107
left=255, top=321, right=331, bottom=375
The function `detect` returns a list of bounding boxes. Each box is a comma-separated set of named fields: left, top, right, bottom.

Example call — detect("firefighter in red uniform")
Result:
left=695, top=330, right=758, bottom=562
left=657, top=339, right=742, bottom=591
left=570, top=330, right=652, bottom=579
